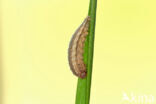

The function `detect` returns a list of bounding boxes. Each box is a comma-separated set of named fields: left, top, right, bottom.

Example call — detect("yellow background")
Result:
left=1, top=0, right=156, bottom=104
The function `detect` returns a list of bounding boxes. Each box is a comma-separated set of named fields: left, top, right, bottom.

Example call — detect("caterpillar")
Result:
left=68, top=16, right=90, bottom=78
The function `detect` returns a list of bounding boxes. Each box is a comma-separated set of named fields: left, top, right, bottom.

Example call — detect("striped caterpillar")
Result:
left=68, top=16, right=90, bottom=78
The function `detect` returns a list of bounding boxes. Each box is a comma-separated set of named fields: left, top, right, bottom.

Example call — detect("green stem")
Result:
left=75, top=0, right=97, bottom=103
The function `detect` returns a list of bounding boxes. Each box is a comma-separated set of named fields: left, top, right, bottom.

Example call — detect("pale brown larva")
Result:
left=68, top=16, right=90, bottom=78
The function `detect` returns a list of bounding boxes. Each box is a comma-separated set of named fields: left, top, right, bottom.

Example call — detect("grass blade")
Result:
left=75, top=0, right=97, bottom=103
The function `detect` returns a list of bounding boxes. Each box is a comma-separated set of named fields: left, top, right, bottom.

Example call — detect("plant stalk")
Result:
left=75, top=0, right=97, bottom=103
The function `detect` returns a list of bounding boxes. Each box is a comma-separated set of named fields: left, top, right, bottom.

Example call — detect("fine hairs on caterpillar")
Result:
left=68, top=16, right=90, bottom=78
